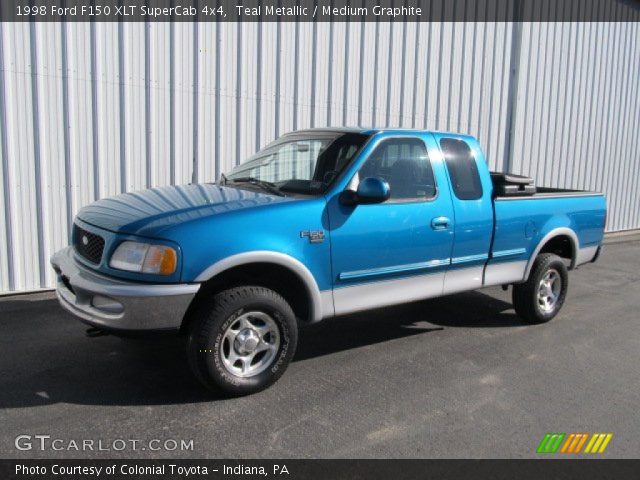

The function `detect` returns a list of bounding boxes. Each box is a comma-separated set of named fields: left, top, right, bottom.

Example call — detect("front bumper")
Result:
left=51, top=247, right=200, bottom=331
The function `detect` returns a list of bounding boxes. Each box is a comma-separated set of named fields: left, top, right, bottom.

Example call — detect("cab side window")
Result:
left=358, top=138, right=436, bottom=201
left=440, top=138, right=483, bottom=200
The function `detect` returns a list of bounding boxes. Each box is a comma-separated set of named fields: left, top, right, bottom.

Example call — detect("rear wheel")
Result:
left=513, top=253, right=568, bottom=324
left=187, top=286, right=298, bottom=395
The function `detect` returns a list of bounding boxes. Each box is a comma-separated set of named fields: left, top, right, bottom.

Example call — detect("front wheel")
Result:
left=187, top=286, right=298, bottom=395
left=512, top=253, right=569, bottom=324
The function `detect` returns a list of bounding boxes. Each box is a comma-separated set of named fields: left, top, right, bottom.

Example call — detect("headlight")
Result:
left=109, top=241, right=177, bottom=275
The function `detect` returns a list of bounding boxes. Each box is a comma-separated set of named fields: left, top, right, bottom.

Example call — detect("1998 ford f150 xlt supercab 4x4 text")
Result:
left=51, top=128, right=606, bottom=395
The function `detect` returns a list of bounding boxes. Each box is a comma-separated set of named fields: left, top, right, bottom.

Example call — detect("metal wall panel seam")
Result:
left=454, top=19, right=467, bottom=133
left=619, top=19, right=636, bottom=228
left=585, top=0, right=605, bottom=190
left=595, top=19, right=617, bottom=223
left=542, top=20, right=561, bottom=188
left=624, top=20, right=640, bottom=229
left=526, top=17, right=544, bottom=179
left=191, top=22, right=200, bottom=183
left=326, top=19, right=334, bottom=126
left=117, top=21, right=126, bottom=193
left=371, top=19, right=379, bottom=126
left=531, top=20, right=549, bottom=183
left=619, top=18, right=639, bottom=229
left=632, top=18, right=640, bottom=229
left=59, top=21, right=74, bottom=241
left=0, top=23, right=14, bottom=291
left=255, top=21, right=262, bottom=150
left=214, top=21, right=220, bottom=181
left=398, top=19, right=407, bottom=127
left=608, top=21, right=631, bottom=229
left=274, top=19, right=281, bottom=137
left=616, top=19, right=637, bottom=229
left=410, top=21, right=420, bottom=128
left=601, top=21, right=622, bottom=229
left=235, top=22, right=243, bottom=164
left=541, top=14, right=570, bottom=185
left=168, top=22, right=176, bottom=183
left=309, top=19, right=316, bottom=127
left=444, top=21, right=455, bottom=132
left=549, top=20, right=566, bottom=186
left=484, top=19, right=502, bottom=164
left=503, top=13, right=521, bottom=173
left=597, top=21, right=616, bottom=201
left=466, top=17, right=478, bottom=135
left=292, top=20, right=298, bottom=130
left=434, top=19, right=444, bottom=128
left=611, top=5, right=630, bottom=230
left=570, top=17, right=589, bottom=190
left=357, top=18, right=366, bottom=126
left=386, top=20, right=398, bottom=127
left=28, top=22, right=46, bottom=287
left=575, top=21, right=595, bottom=191
left=516, top=20, right=534, bottom=177
left=621, top=17, right=640, bottom=228
left=144, top=21, right=152, bottom=188
left=342, top=19, right=350, bottom=126
left=581, top=20, right=599, bottom=192
left=473, top=16, right=488, bottom=151
left=89, top=20, right=100, bottom=201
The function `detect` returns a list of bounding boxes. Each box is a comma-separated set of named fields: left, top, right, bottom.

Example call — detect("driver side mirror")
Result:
left=340, top=177, right=391, bottom=206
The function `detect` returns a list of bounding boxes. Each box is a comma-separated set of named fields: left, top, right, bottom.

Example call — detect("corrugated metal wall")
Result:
left=511, top=19, right=640, bottom=237
left=0, top=18, right=638, bottom=294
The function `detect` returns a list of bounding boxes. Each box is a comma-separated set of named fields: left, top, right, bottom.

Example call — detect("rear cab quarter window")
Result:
left=439, top=137, right=483, bottom=201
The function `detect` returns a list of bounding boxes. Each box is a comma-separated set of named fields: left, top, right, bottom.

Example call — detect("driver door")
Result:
left=327, top=134, right=455, bottom=316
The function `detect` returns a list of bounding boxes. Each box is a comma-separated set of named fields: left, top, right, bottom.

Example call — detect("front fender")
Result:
left=194, top=251, right=332, bottom=321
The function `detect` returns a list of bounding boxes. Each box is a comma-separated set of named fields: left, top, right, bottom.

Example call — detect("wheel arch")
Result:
left=187, top=251, right=328, bottom=327
left=524, top=227, right=579, bottom=281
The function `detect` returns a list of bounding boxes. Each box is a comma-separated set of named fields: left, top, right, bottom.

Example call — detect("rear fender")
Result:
left=523, top=227, right=579, bottom=281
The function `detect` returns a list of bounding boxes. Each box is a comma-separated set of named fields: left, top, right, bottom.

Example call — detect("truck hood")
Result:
left=76, top=184, right=291, bottom=236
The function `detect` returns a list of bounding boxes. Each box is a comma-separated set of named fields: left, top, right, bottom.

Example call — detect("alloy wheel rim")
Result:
left=538, top=268, right=561, bottom=313
left=220, top=311, right=280, bottom=378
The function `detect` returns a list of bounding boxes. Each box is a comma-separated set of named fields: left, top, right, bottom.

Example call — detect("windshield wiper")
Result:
left=227, top=177, right=285, bottom=196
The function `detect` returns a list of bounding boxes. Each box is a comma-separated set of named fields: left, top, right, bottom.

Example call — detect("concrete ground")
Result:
left=1, top=241, right=639, bottom=459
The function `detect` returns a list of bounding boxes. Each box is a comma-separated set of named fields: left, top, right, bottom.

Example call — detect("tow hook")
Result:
left=86, top=327, right=109, bottom=338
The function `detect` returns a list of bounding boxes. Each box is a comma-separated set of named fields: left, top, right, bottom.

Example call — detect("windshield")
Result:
left=226, top=132, right=370, bottom=195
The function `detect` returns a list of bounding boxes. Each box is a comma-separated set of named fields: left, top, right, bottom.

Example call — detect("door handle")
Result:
left=431, top=216, right=451, bottom=230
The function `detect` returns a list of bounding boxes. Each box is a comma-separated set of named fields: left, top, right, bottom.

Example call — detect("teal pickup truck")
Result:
left=52, top=128, right=606, bottom=395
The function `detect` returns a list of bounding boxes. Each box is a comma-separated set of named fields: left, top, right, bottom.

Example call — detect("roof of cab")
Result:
left=284, top=127, right=476, bottom=139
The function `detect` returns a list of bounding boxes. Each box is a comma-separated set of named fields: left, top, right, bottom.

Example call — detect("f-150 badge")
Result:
left=300, top=230, right=325, bottom=244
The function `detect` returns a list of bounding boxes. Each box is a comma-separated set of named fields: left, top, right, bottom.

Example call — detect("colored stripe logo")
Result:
left=537, top=433, right=613, bottom=454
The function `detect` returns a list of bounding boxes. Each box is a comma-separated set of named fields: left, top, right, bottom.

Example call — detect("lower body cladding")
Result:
left=50, top=247, right=200, bottom=332
left=50, top=244, right=601, bottom=330
left=332, top=266, right=504, bottom=317
left=331, top=245, right=600, bottom=317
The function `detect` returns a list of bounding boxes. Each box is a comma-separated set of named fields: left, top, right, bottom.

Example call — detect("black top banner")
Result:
left=0, top=0, right=639, bottom=22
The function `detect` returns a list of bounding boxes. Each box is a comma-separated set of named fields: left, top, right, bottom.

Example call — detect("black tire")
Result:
left=512, top=253, right=569, bottom=324
left=187, top=286, right=298, bottom=396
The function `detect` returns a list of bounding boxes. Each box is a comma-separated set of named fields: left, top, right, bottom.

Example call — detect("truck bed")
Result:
left=497, top=186, right=603, bottom=200
left=490, top=171, right=602, bottom=199
left=485, top=187, right=607, bottom=286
